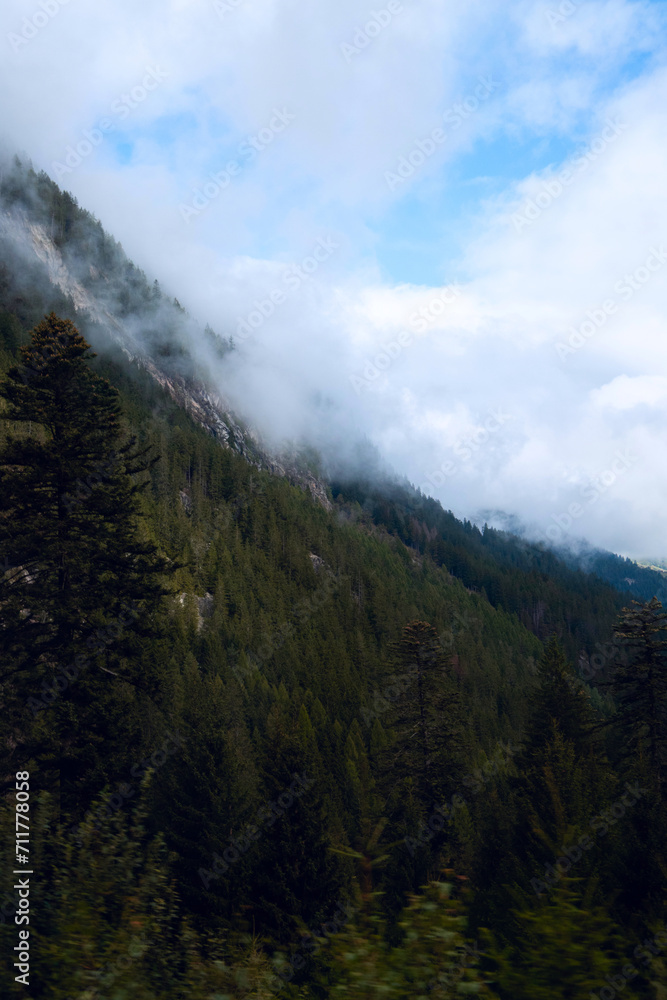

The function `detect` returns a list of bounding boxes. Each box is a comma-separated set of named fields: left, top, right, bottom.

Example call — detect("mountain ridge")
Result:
left=0, top=155, right=336, bottom=510
left=0, top=154, right=663, bottom=610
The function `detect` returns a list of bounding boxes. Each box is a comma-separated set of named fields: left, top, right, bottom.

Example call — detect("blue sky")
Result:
left=1, top=0, right=667, bottom=557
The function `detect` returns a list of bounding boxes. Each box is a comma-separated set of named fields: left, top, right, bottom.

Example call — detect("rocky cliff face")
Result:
left=0, top=207, right=332, bottom=510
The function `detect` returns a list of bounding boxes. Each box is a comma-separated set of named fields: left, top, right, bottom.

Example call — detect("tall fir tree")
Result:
left=470, top=637, right=612, bottom=939
left=0, top=313, right=172, bottom=807
left=610, top=597, right=667, bottom=799
left=381, top=620, right=466, bottom=806
left=605, top=599, right=667, bottom=921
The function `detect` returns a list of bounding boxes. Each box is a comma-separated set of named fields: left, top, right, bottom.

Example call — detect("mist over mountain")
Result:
left=0, top=149, right=403, bottom=485
left=5, top=150, right=667, bottom=619
left=479, top=505, right=667, bottom=602
left=3, top=152, right=666, bottom=612
left=2, top=0, right=666, bottom=559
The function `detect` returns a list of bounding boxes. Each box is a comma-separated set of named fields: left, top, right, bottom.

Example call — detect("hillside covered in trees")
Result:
left=1, top=162, right=666, bottom=999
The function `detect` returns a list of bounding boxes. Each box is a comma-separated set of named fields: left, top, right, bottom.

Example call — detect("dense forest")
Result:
left=1, top=160, right=666, bottom=998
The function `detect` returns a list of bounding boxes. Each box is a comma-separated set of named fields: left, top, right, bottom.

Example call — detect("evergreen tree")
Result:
left=524, top=635, right=598, bottom=757
left=513, top=636, right=609, bottom=855
left=603, top=601, right=667, bottom=921
left=485, top=880, right=644, bottom=1000
left=381, top=620, right=466, bottom=805
left=611, top=597, right=667, bottom=799
left=470, top=638, right=611, bottom=939
left=0, top=313, right=171, bottom=805
left=0, top=787, right=279, bottom=1000
left=246, top=715, right=345, bottom=945
left=150, top=659, right=259, bottom=930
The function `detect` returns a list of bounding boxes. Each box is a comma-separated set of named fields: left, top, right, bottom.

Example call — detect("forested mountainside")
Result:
left=1, top=161, right=666, bottom=999
left=2, top=155, right=664, bottom=621
left=574, top=548, right=667, bottom=606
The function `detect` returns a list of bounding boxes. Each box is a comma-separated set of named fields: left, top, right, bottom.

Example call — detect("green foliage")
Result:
left=484, top=882, right=643, bottom=1000
left=0, top=314, right=173, bottom=808
left=0, top=789, right=280, bottom=1000
left=380, top=620, right=468, bottom=805
left=611, top=598, right=667, bottom=798
left=328, top=880, right=493, bottom=998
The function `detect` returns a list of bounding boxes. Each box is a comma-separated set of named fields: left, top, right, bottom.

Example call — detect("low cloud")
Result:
left=1, top=0, right=666, bottom=558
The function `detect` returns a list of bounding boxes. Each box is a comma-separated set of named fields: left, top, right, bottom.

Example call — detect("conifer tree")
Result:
left=470, top=638, right=611, bottom=937
left=604, top=601, right=667, bottom=920
left=524, top=635, right=597, bottom=757
left=485, top=881, right=642, bottom=1000
left=381, top=620, right=466, bottom=805
left=512, top=636, right=609, bottom=848
left=611, top=597, right=667, bottom=799
left=0, top=313, right=171, bottom=803
left=246, top=713, right=345, bottom=945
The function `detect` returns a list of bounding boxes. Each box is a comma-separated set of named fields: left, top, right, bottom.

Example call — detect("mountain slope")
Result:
left=2, top=158, right=667, bottom=998
left=0, top=155, right=333, bottom=509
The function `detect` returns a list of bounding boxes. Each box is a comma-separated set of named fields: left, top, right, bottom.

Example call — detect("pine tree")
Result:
left=611, top=597, right=667, bottom=799
left=381, top=620, right=466, bottom=805
left=470, top=637, right=612, bottom=937
left=0, top=786, right=280, bottom=1000
left=149, top=660, right=258, bottom=930
left=513, top=636, right=609, bottom=854
left=0, top=313, right=172, bottom=804
left=602, top=601, right=667, bottom=921
left=524, top=635, right=597, bottom=758
left=485, top=881, right=642, bottom=1000
left=246, top=714, right=345, bottom=946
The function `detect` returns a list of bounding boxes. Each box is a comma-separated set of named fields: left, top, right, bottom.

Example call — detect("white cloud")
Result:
left=0, top=0, right=666, bottom=557
left=591, top=375, right=667, bottom=410
left=518, top=0, right=661, bottom=59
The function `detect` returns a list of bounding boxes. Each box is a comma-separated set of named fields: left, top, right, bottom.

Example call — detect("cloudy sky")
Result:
left=1, top=0, right=666, bottom=559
